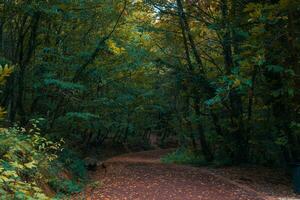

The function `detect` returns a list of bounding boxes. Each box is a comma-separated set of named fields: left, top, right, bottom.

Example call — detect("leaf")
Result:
left=44, top=78, right=85, bottom=91
left=266, top=65, right=284, bottom=73
left=0, top=64, right=13, bottom=85
left=24, top=161, right=36, bottom=169
left=66, top=112, right=100, bottom=121
left=271, top=89, right=282, bottom=97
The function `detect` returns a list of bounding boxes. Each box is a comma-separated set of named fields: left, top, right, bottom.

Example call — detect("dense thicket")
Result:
left=143, top=0, right=300, bottom=165
left=147, top=0, right=300, bottom=165
left=0, top=0, right=299, bottom=197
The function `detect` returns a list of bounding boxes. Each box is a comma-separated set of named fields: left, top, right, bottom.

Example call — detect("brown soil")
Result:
left=209, top=166, right=300, bottom=200
left=73, top=149, right=268, bottom=200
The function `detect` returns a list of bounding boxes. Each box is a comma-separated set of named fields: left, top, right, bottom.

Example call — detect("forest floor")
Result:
left=71, top=149, right=300, bottom=200
left=208, top=166, right=300, bottom=200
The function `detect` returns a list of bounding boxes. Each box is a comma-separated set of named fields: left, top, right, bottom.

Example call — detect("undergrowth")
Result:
left=0, top=121, right=87, bottom=199
left=161, top=148, right=207, bottom=166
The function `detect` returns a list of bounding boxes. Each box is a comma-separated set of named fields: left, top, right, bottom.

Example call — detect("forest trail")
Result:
left=75, top=149, right=269, bottom=200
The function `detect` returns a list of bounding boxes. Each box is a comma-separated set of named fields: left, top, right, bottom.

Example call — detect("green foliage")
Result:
left=49, top=179, right=82, bottom=195
left=0, top=2, right=299, bottom=197
left=44, top=79, right=85, bottom=91
left=0, top=65, right=13, bottom=86
left=65, top=112, right=99, bottom=121
left=0, top=123, right=62, bottom=199
left=58, top=149, right=87, bottom=180
left=0, top=65, right=13, bottom=118
left=161, top=148, right=207, bottom=166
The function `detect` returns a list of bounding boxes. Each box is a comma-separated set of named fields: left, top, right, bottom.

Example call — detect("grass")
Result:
left=161, top=148, right=208, bottom=166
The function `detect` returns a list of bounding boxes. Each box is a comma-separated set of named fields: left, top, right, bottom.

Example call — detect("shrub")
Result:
left=161, top=148, right=207, bottom=166
left=58, top=149, right=87, bottom=180
left=0, top=123, right=62, bottom=199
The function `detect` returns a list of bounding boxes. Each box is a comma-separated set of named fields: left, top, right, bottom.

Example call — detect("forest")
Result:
left=0, top=0, right=299, bottom=199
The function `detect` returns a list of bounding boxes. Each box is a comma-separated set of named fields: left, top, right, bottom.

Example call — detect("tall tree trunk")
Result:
left=194, top=96, right=214, bottom=161
left=247, top=67, right=257, bottom=121
left=220, top=0, right=248, bottom=163
left=17, top=13, right=40, bottom=124
left=176, top=0, right=214, bottom=162
left=262, top=1, right=297, bottom=163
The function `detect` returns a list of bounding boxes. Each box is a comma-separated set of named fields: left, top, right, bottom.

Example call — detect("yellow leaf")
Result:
left=24, top=161, right=36, bottom=169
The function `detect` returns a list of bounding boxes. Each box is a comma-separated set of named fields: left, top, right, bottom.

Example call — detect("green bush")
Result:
left=161, top=148, right=207, bottom=166
left=0, top=124, right=62, bottom=199
left=58, top=149, right=87, bottom=180
left=49, top=178, right=82, bottom=194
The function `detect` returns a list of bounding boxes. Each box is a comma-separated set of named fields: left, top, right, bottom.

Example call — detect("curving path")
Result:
left=75, top=149, right=268, bottom=200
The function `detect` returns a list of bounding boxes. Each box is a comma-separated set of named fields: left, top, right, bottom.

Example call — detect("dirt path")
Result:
left=75, top=149, right=268, bottom=200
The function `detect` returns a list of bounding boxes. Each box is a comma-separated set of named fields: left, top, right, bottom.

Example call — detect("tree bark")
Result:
left=220, top=0, right=249, bottom=163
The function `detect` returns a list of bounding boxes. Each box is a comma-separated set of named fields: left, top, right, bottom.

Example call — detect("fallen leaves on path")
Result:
left=73, top=149, right=266, bottom=200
